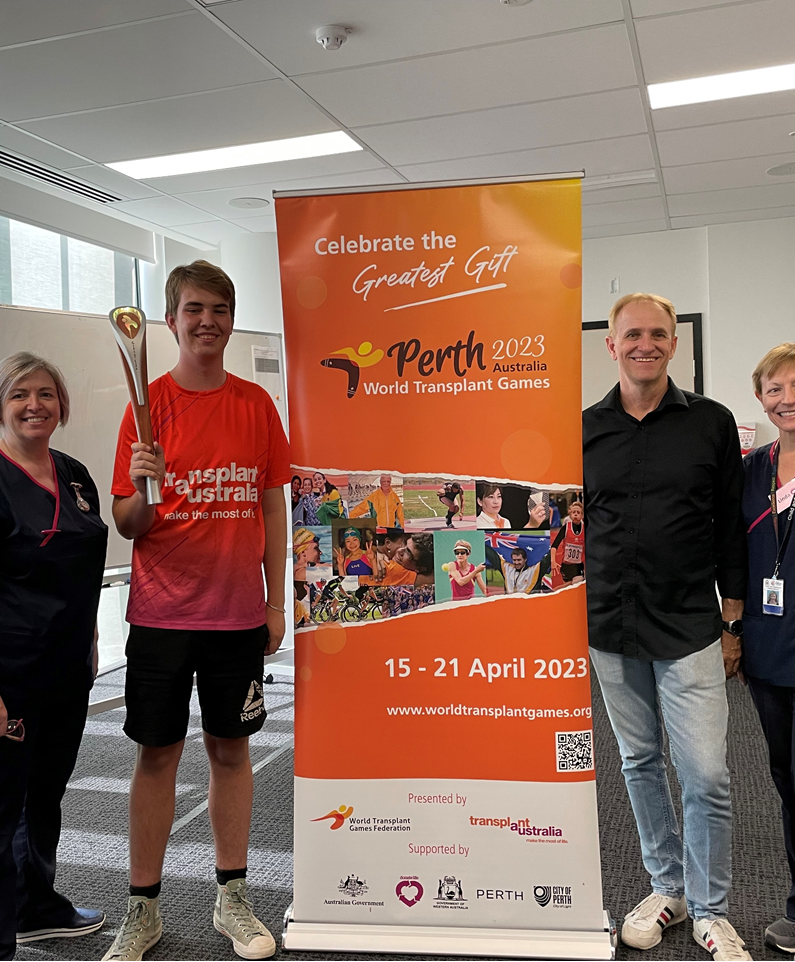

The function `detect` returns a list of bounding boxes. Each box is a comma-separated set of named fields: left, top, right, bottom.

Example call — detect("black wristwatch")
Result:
left=721, top=619, right=744, bottom=637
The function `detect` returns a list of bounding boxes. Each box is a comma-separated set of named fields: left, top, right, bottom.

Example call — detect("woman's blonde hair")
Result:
left=0, top=352, right=70, bottom=425
left=752, top=342, right=795, bottom=394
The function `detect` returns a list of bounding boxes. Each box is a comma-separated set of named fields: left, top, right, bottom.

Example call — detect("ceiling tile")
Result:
left=176, top=168, right=402, bottom=218
left=667, top=182, right=795, bottom=216
left=20, top=83, right=335, bottom=162
left=635, top=0, right=795, bottom=84
left=0, top=13, right=274, bottom=122
left=134, top=149, right=385, bottom=195
left=216, top=0, right=624, bottom=77
left=298, top=24, right=636, bottom=127
left=396, top=135, right=655, bottom=182
left=0, top=124, right=84, bottom=169
left=630, top=0, right=753, bottom=16
left=671, top=205, right=795, bottom=228
left=582, top=197, right=666, bottom=227
left=226, top=213, right=277, bottom=233
left=582, top=183, right=661, bottom=204
left=109, top=196, right=215, bottom=228
left=652, top=88, right=795, bottom=132
left=62, top=165, right=160, bottom=201
left=656, top=112, right=795, bottom=166
left=0, top=0, right=190, bottom=47
left=355, top=88, right=647, bottom=167
left=582, top=219, right=667, bottom=239
left=662, top=152, right=795, bottom=193
left=175, top=220, right=252, bottom=244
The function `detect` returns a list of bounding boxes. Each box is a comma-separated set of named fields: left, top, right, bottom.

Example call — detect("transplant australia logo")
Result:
left=312, top=805, right=354, bottom=830
left=338, top=874, right=368, bottom=899
left=396, top=877, right=424, bottom=907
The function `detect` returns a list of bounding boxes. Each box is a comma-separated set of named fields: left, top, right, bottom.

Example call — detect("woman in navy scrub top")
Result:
left=0, top=353, right=107, bottom=960
left=744, top=342, right=795, bottom=955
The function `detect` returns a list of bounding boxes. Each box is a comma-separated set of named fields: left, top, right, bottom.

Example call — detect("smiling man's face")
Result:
left=607, top=300, right=677, bottom=392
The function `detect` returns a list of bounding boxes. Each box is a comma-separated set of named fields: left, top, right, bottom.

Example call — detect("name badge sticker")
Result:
left=777, top=478, right=795, bottom=515
left=763, top=577, right=784, bottom=616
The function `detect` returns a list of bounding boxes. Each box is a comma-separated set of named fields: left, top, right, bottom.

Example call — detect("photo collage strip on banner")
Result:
left=292, top=473, right=584, bottom=629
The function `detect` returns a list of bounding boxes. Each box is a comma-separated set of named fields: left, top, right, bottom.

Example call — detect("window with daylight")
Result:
left=0, top=216, right=137, bottom=314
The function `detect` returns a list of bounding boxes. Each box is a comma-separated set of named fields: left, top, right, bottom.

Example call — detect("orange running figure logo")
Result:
left=321, top=342, right=383, bottom=399
left=311, top=804, right=354, bottom=829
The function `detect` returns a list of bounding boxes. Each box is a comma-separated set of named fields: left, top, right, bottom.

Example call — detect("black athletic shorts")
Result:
left=124, top=623, right=269, bottom=746
left=560, top=562, right=585, bottom=583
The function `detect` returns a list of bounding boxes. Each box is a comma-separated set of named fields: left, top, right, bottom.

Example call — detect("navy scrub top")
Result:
left=743, top=441, right=795, bottom=686
left=0, top=448, right=108, bottom=693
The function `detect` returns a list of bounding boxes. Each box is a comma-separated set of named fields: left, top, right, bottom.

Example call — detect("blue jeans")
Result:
left=590, top=640, right=731, bottom=920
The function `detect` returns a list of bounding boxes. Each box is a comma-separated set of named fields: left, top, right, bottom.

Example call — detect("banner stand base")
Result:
left=282, top=905, right=617, bottom=960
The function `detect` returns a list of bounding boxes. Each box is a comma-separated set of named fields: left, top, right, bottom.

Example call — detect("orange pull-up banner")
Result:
left=277, top=177, right=613, bottom=959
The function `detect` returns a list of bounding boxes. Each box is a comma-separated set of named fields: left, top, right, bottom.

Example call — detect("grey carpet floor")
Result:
left=14, top=672, right=788, bottom=962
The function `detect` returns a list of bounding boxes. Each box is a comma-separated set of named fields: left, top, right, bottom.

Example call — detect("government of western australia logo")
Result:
left=339, top=874, right=368, bottom=899
left=434, top=875, right=467, bottom=910
left=321, top=342, right=384, bottom=398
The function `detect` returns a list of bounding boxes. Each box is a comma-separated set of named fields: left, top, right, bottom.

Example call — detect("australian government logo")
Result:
left=534, top=885, right=573, bottom=909
left=434, top=876, right=468, bottom=911
left=324, top=875, right=385, bottom=908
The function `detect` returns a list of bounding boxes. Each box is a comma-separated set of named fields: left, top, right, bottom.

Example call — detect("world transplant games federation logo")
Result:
left=312, top=805, right=354, bottom=830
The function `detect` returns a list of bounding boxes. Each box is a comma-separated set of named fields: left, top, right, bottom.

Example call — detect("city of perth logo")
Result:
left=339, top=874, right=368, bottom=899
left=312, top=805, right=354, bottom=830
left=434, top=875, right=467, bottom=911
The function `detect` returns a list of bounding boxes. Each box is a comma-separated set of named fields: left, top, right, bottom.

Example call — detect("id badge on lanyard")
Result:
left=766, top=442, right=795, bottom=616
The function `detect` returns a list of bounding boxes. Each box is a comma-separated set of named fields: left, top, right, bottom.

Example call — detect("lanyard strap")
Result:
left=771, top=441, right=795, bottom=578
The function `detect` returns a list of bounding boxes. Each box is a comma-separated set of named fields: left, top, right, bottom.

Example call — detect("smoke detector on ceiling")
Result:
left=228, top=197, right=270, bottom=209
left=500, top=0, right=534, bottom=6
left=316, top=25, right=351, bottom=50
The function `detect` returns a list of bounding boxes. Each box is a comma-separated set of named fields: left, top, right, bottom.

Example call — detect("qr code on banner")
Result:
left=556, top=730, right=594, bottom=772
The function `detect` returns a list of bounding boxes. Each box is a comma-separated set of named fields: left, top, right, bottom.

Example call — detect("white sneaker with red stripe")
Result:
left=693, top=918, right=753, bottom=960
left=621, top=892, right=687, bottom=949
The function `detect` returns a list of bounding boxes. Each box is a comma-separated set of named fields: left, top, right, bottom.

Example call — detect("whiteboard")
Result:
left=0, top=305, right=286, bottom=568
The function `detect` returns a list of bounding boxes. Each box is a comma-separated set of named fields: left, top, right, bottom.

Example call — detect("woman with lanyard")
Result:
left=744, top=343, right=795, bottom=955
left=0, top=353, right=107, bottom=960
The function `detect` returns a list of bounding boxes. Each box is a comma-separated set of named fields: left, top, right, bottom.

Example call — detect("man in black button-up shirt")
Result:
left=584, top=294, right=749, bottom=961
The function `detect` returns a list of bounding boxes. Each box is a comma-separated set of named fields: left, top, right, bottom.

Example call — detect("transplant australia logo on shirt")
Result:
left=162, top=461, right=259, bottom=509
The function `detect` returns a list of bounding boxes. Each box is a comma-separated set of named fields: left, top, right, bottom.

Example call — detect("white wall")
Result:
left=583, top=216, right=795, bottom=448
left=220, top=232, right=284, bottom=335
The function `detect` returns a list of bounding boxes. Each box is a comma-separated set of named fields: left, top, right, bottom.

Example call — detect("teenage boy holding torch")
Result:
left=104, top=261, right=289, bottom=962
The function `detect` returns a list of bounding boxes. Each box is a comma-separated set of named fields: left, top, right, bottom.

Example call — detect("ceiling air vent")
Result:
left=0, top=150, right=122, bottom=204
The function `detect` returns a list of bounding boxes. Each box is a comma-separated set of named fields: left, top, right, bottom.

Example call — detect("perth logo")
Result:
left=239, top=680, right=264, bottom=722
left=312, top=805, right=354, bottom=830
left=396, top=877, right=423, bottom=907
left=321, top=342, right=384, bottom=398
left=339, top=875, right=368, bottom=899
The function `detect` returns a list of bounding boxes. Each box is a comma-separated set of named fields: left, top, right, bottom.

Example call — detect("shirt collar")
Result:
left=596, top=377, right=689, bottom=415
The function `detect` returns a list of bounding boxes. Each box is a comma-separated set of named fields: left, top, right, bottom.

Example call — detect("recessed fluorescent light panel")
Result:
left=106, top=131, right=362, bottom=180
left=649, top=62, right=795, bottom=109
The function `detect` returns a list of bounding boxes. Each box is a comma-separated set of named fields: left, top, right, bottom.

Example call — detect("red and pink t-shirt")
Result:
left=111, top=372, right=290, bottom=630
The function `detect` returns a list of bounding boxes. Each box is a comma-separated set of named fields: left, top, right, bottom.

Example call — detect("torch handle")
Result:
left=117, top=335, right=163, bottom=506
